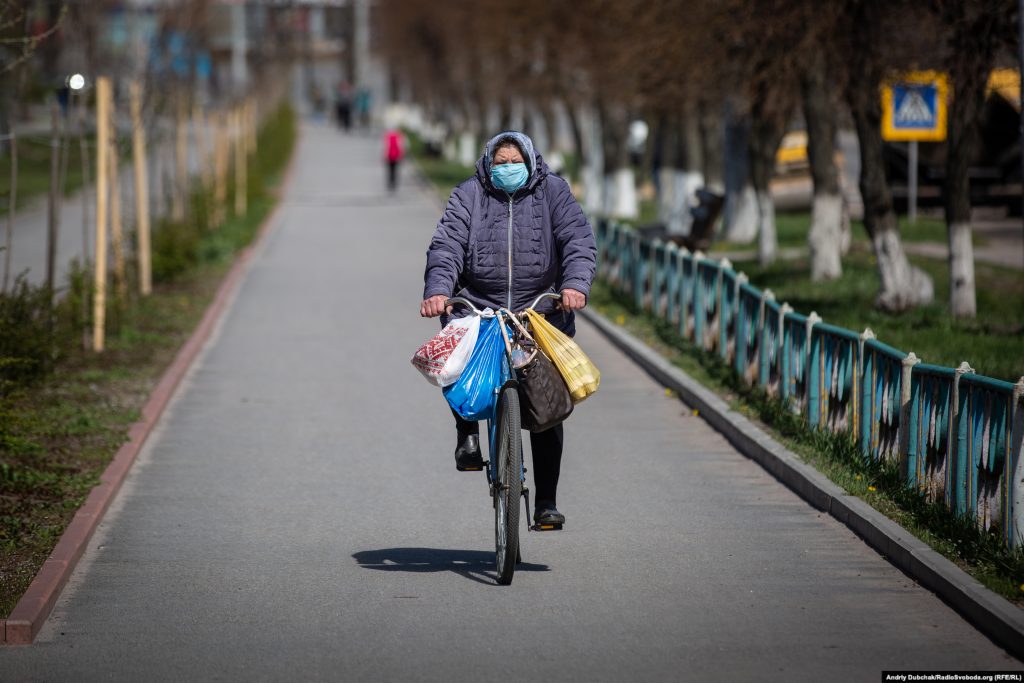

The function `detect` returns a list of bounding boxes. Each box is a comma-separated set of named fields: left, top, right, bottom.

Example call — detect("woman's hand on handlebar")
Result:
left=420, top=295, right=451, bottom=318
left=558, top=288, right=587, bottom=311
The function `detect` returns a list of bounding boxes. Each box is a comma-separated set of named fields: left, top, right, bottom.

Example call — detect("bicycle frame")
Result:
left=444, top=292, right=564, bottom=531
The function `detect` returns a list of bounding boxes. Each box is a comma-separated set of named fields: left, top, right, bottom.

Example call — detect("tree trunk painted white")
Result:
left=601, top=174, right=616, bottom=216
left=667, top=170, right=704, bottom=236
left=581, top=105, right=605, bottom=214
left=948, top=221, right=977, bottom=317
left=667, top=170, right=688, bottom=235
left=808, top=192, right=844, bottom=280
left=756, top=189, right=778, bottom=265
left=840, top=200, right=852, bottom=256
left=611, top=167, right=638, bottom=219
left=873, top=229, right=935, bottom=311
left=657, top=167, right=675, bottom=225
left=683, top=170, right=703, bottom=232
left=723, top=183, right=758, bottom=243
left=442, top=136, right=457, bottom=162
left=509, top=99, right=526, bottom=133
left=582, top=165, right=604, bottom=214
left=705, top=177, right=725, bottom=195
left=405, top=105, right=425, bottom=134
left=528, top=104, right=550, bottom=155
left=458, top=132, right=477, bottom=167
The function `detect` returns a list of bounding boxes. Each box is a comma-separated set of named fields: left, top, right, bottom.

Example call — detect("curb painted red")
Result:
left=2, top=129, right=302, bottom=645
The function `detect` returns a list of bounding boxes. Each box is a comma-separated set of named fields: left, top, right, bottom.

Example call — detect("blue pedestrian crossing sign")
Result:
left=882, top=71, right=948, bottom=142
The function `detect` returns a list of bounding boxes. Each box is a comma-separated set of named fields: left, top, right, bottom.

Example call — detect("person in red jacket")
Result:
left=383, top=129, right=405, bottom=192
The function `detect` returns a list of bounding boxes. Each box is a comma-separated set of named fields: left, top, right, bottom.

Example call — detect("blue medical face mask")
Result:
left=490, top=162, right=528, bottom=193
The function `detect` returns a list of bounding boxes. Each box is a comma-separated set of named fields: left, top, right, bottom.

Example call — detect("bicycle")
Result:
left=444, top=292, right=563, bottom=585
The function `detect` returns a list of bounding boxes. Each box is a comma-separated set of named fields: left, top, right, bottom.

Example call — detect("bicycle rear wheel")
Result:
left=494, top=385, right=522, bottom=585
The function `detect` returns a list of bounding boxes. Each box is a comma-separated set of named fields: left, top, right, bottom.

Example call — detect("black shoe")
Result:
left=533, top=503, right=565, bottom=526
left=454, top=434, right=484, bottom=471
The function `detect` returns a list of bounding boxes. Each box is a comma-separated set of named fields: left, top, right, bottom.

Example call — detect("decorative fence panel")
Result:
left=719, top=267, right=743, bottom=365
left=759, top=298, right=784, bottom=397
left=861, top=338, right=907, bottom=465
left=956, top=374, right=1016, bottom=539
left=782, top=311, right=813, bottom=412
left=695, top=257, right=721, bottom=353
left=594, top=219, right=1024, bottom=549
left=809, top=323, right=861, bottom=436
left=735, top=282, right=763, bottom=386
left=908, top=363, right=955, bottom=505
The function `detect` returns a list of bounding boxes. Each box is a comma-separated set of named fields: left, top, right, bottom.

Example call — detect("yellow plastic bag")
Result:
left=525, top=310, right=600, bottom=403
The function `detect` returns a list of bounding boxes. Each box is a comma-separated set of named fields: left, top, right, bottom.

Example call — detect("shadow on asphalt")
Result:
left=353, top=547, right=550, bottom=586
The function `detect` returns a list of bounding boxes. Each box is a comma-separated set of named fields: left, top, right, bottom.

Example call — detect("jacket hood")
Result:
left=476, top=130, right=547, bottom=194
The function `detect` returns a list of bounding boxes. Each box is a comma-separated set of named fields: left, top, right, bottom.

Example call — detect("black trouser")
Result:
left=387, top=160, right=398, bottom=191
left=453, top=410, right=563, bottom=507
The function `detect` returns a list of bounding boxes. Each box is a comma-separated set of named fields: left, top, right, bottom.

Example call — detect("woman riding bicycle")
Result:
left=420, top=130, right=597, bottom=527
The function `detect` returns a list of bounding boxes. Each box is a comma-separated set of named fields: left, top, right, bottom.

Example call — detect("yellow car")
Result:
left=775, top=130, right=809, bottom=175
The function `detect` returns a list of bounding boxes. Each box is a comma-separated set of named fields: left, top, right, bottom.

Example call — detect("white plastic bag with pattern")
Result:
left=411, top=316, right=481, bottom=387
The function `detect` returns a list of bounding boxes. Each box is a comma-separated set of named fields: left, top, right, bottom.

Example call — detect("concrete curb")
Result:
left=2, top=129, right=301, bottom=646
left=579, top=306, right=1024, bottom=660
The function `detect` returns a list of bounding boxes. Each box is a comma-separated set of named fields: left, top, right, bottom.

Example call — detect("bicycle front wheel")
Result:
left=494, top=385, right=522, bottom=585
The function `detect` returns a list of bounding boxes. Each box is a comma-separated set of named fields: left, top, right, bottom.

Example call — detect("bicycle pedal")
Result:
left=530, top=523, right=563, bottom=532
left=456, top=465, right=484, bottom=472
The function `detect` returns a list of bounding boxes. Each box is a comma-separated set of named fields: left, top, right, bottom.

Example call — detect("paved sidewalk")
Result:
left=0, top=121, right=1018, bottom=681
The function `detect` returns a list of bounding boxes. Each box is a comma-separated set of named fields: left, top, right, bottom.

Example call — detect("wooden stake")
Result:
left=93, top=76, right=111, bottom=352
left=75, top=91, right=92, bottom=350
left=109, top=106, right=126, bottom=301
left=77, top=90, right=91, bottom=267
left=3, top=130, right=16, bottom=294
left=247, top=98, right=257, bottom=155
left=214, top=112, right=227, bottom=227
left=173, top=97, right=187, bottom=221
left=46, top=104, right=61, bottom=296
left=131, top=81, right=151, bottom=296
left=234, top=108, right=246, bottom=216
left=193, top=103, right=211, bottom=192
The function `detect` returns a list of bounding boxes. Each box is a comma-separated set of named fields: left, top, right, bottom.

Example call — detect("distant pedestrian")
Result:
left=355, top=88, right=372, bottom=128
left=383, top=128, right=406, bottom=192
left=335, top=80, right=353, bottom=131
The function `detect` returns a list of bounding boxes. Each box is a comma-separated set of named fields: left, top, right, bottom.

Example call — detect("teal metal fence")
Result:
left=594, top=219, right=1024, bottom=547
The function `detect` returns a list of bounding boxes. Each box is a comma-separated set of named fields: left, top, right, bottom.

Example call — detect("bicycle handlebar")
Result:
left=527, top=292, right=563, bottom=311
left=444, top=292, right=563, bottom=317
left=443, top=297, right=486, bottom=316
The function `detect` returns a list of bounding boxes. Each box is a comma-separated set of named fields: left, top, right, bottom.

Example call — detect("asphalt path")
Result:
left=0, top=121, right=1018, bottom=681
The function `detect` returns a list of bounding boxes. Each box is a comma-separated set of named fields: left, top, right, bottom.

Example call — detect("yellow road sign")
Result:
left=881, top=71, right=949, bottom=142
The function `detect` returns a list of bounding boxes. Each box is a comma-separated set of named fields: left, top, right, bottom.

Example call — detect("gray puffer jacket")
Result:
left=423, top=132, right=597, bottom=336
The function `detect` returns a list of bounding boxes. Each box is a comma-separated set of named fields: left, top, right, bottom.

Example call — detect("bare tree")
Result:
left=933, top=0, right=1017, bottom=318
left=841, top=0, right=935, bottom=311
left=794, top=0, right=848, bottom=281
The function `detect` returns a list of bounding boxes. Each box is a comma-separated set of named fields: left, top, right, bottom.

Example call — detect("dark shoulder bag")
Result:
left=504, top=314, right=573, bottom=432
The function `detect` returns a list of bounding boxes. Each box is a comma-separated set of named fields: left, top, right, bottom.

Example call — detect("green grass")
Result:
left=636, top=198, right=659, bottom=226
left=588, top=279, right=1024, bottom=602
left=0, top=102, right=297, bottom=618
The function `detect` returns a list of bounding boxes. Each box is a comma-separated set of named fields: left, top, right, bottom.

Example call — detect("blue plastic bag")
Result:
left=443, top=316, right=511, bottom=421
